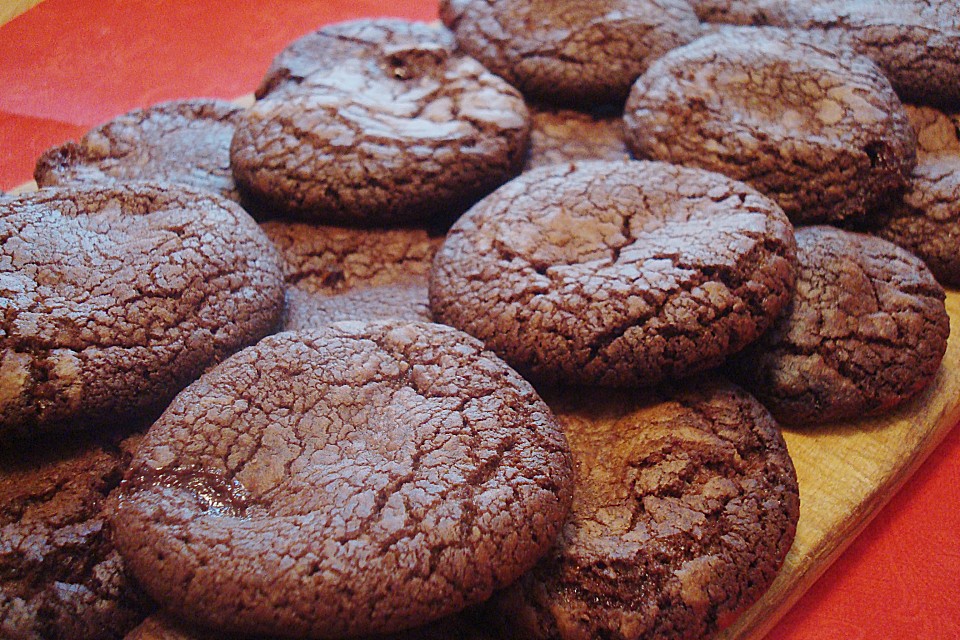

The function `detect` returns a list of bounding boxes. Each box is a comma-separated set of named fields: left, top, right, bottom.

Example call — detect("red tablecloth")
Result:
left=1, top=2, right=958, bottom=637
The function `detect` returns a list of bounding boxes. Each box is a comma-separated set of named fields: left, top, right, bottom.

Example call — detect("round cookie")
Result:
left=232, top=19, right=530, bottom=225
left=34, top=100, right=245, bottom=203
left=729, top=226, right=949, bottom=425
left=1, top=428, right=153, bottom=640
left=858, top=155, right=960, bottom=287
left=487, top=376, right=799, bottom=640
left=0, top=183, right=285, bottom=441
left=261, top=221, right=443, bottom=329
left=110, top=323, right=573, bottom=638
left=694, top=1, right=960, bottom=108
left=440, top=0, right=702, bottom=106
left=429, top=160, right=797, bottom=387
left=524, top=105, right=631, bottom=171
left=625, top=27, right=917, bottom=225
left=255, top=19, right=456, bottom=100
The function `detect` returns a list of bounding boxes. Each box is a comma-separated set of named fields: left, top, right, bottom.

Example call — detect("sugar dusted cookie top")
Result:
left=111, top=323, right=574, bottom=638
left=488, top=376, right=799, bottom=640
left=0, top=183, right=285, bottom=440
left=430, top=160, right=797, bottom=387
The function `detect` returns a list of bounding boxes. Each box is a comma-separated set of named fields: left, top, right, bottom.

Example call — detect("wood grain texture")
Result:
left=719, top=289, right=960, bottom=639
left=0, top=0, right=44, bottom=27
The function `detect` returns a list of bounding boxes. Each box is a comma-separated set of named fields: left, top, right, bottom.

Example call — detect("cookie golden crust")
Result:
left=0, top=183, right=286, bottom=441
left=430, top=160, right=797, bottom=387
left=34, top=100, right=245, bottom=203
left=111, top=323, right=573, bottom=638
left=232, top=19, right=530, bottom=226
left=440, top=0, right=702, bottom=106
left=625, top=27, right=917, bottom=225
left=487, top=376, right=799, bottom=640
left=730, top=226, right=949, bottom=425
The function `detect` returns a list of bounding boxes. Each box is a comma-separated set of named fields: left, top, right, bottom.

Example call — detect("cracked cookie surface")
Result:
left=858, top=154, right=960, bottom=287
left=34, top=100, right=245, bottom=203
left=440, top=0, right=702, bottom=106
left=693, top=0, right=960, bottom=109
left=624, top=27, right=916, bottom=224
left=1, top=428, right=153, bottom=640
left=261, top=221, right=442, bottom=329
left=430, top=160, right=797, bottom=387
left=0, top=183, right=285, bottom=440
left=124, top=611, right=494, bottom=640
left=232, top=19, right=529, bottom=225
left=524, top=105, right=631, bottom=171
left=729, top=226, right=949, bottom=425
left=110, top=323, right=574, bottom=638
left=487, top=376, right=799, bottom=640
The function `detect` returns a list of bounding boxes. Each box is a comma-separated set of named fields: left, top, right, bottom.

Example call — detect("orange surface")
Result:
left=1, top=1, right=958, bottom=637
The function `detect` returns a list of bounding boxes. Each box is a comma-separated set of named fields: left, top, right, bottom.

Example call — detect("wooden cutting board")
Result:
left=718, top=289, right=960, bottom=639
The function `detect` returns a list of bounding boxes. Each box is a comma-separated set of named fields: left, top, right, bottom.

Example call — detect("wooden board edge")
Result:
left=726, top=395, right=960, bottom=639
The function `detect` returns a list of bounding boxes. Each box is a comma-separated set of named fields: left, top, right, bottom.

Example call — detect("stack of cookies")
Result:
left=3, top=0, right=957, bottom=638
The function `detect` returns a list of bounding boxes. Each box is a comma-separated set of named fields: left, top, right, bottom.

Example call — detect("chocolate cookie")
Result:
left=625, top=27, right=916, bottom=224
left=524, top=105, right=631, bottom=171
left=905, top=104, right=960, bottom=155
left=282, top=283, right=432, bottom=330
left=857, top=155, right=960, bottom=287
left=110, top=323, right=573, bottom=638
left=487, top=376, right=799, bottom=640
left=34, top=100, right=245, bottom=203
left=440, top=0, right=702, bottom=106
left=232, top=19, right=530, bottom=225
left=254, top=19, right=457, bottom=100
left=729, top=226, right=949, bottom=425
left=721, top=0, right=960, bottom=109
left=0, top=183, right=285, bottom=441
left=261, top=221, right=442, bottom=329
left=260, top=221, right=442, bottom=294
left=1, top=428, right=153, bottom=640
left=124, top=611, right=492, bottom=640
left=429, top=160, right=797, bottom=387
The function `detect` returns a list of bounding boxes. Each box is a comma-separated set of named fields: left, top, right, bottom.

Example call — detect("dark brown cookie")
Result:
left=232, top=19, right=530, bottom=225
left=625, top=27, right=917, bottom=225
left=1, top=428, right=153, bottom=640
left=261, top=221, right=442, bottom=329
left=487, top=376, right=799, bottom=640
left=0, top=183, right=285, bottom=441
left=124, top=611, right=493, bottom=640
left=110, top=323, right=573, bottom=638
left=693, top=1, right=960, bottom=108
left=255, top=19, right=457, bottom=100
left=440, top=0, right=702, bottom=106
left=282, top=282, right=432, bottom=330
left=260, top=221, right=442, bottom=295
left=34, top=100, right=245, bottom=203
left=429, top=160, right=797, bottom=387
left=857, top=155, right=960, bottom=287
left=729, top=226, right=949, bottom=425
left=524, top=105, right=631, bottom=171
